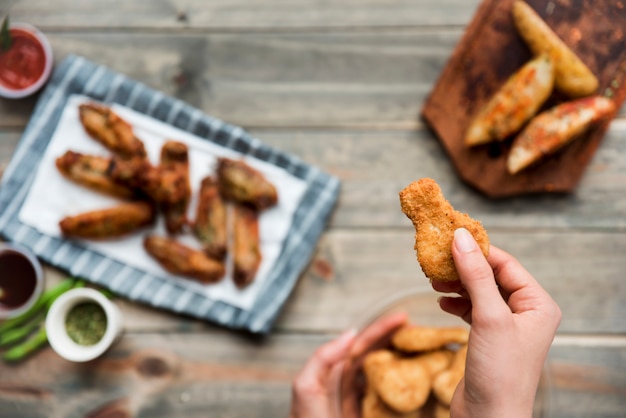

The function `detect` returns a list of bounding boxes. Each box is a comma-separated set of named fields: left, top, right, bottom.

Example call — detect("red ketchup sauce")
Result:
left=0, top=28, right=47, bottom=90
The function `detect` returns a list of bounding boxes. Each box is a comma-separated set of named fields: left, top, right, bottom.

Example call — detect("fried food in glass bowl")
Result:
left=332, top=287, right=551, bottom=418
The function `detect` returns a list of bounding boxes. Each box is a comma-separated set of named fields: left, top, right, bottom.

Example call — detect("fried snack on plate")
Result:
left=159, top=140, right=191, bottom=234
left=507, top=96, right=615, bottom=174
left=144, top=235, right=225, bottom=283
left=399, top=178, right=489, bottom=282
left=362, top=385, right=424, bottom=418
left=432, top=344, right=468, bottom=407
left=433, top=402, right=450, bottom=418
left=55, top=150, right=135, bottom=199
left=232, top=204, right=262, bottom=288
left=512, top=1, right=598, bottom=97
left=192, top=176, right=228, bottom=260
left=392, top=325, right=469, bottom=352
left=79, top=103, right=146, bottom=159
left=465, top=54, right=554, bottom=146
left=363, top=349, right=432, bottom=413
left=217, top=158, right=278, bottom=210
left=59, top=201, right=155, bottom=240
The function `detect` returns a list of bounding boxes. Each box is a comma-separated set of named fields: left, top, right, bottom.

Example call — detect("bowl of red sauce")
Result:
left=0, top=22, right=53, bottom=99
left=0, top=243, right=45, bottom=319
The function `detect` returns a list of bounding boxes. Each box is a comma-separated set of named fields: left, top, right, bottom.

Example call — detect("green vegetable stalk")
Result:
left=0, top=312, right=45, bottom=347
left=2, top=327, right=48, bottom=362
left=0, top=16, right=11, bottom=51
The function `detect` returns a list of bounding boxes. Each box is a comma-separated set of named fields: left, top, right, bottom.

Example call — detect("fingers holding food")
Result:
left=144, top=235, right=225, bottom=284
left=79, top=103, right=146, bottom=159
left=232, top=204, right=262, bottom=288
left=59, top=201, right=156, bottom=240
left=392, top=325, right=469, bottom=353
left=192, top=176, right=228, bottom=260
left=399, top=178, right=489, bottom=282
left=512, top=1, right=598, bottom=97
left=217, top=158, right=278, bottom=210
left=465, top=54, right=554, bottom=146
left=55, top=151, right=135, bottom=199
left=507, top=96, right=615, bottom=174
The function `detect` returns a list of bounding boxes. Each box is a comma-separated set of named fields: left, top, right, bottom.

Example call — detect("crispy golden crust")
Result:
left=55, top=150, right=135, bottom=199
left=217, top=158, right=278, bottom=210
left=392, top=325, right=469, bottom=352
left=361, top=384, right=424, bottom=418
left=432, top=345, right=467, bottom=407
left=232, top=204, right=262, bottom=288
left=399, top=178, right=489, bottom=282
left=159, top=140, right=191, bottom=234
left=59, top=201, right=155, bottom=239
left=143, top=235, right=225, bottom=283
left=192, top=177, right=228, bottom=260
left=78, top=103, right=146, bottom=159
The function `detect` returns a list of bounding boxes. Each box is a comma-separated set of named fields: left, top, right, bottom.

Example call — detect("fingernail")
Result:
left=454, top=228, right=477, bottom=253
left=339, top=328, right=358, bottom=342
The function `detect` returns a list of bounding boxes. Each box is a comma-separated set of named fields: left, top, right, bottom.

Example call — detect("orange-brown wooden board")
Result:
left=422, top=0, right=626, bottom=198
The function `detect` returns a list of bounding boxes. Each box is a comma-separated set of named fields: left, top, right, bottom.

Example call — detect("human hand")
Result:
left=432, top=228, right=561, bottom=418
left=290, top=312, right=407, bottom=418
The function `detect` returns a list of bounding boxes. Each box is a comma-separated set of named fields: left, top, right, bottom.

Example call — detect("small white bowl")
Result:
left=0, top=22, right=54, bottom=99
left=46, top=288, right=123, bottom=362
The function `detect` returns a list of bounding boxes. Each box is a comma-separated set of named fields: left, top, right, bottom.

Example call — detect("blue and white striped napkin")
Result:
left=0, top=55, right=340, bottom=334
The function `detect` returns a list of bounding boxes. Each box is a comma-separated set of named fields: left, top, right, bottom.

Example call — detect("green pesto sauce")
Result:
left=65, top=302, right=107, bottom=346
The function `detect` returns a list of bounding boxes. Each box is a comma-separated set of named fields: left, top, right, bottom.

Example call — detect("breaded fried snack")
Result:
left=432, top=345, right=468, bottom=407
left=144, top=235, right=225, bottom=284
left=399, top=178, right=489, bottom=282
left=392, top=325, right=469, bottom=353
left=217, top=158, right=278, bottom=210
left=232, top=204, right=262, bottom=288
left=79, top=103, right=146, bottom=159
left=361, top=385, right=423, bottom=418
left=192, top=176, right=228, bottom=260
left=59, top=201, right=155, bottom=240
left=159, top=140, right=191, bottom=234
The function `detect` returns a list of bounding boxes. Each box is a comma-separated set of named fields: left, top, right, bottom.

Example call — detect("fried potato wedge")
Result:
left=465, top=54, right=554, bottom=146
left=192, top=177, right=228, bottom=260
left=232, top=204, right=262, bottom=288
left=392, top=326, right=469, bottom=353
left=59, top=201, right=155, bottom=239
left=79, top=103, right=146, bottom=159
left=399, top=179, right=489, bottom=282
left=512, top=1, right=598, bottom=97
left=55, top=150, right=135, bottom=199
left=217, top=158, right=278, bottom=210
left=144, top=235, right=225, bottom=283
left=507, top=96, right=615, bottom=174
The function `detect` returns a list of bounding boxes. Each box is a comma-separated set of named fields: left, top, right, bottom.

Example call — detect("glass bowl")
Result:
left=332, top=286, right=551, bottom=418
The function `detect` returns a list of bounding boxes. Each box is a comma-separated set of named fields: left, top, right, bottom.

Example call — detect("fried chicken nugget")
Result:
left=362, top=385, right=424, bottom=418
left=433, top=402, right=451, bottom=418
left=79, top=103, right=146, bottom=159
left=217, top=158, right=278, bottom=210
left=392, top=325, right=469, bottom=353
left=399, top=178, right=489, bottom=282
left=144, top=235, right=225, bottom=284
left=192, top=176, right=228, bottom=260
left=232, top=204, right=262, bottom=288
left=56, top=151, right=135, bottom=199
left=59, top=201, right=155, bottom=240
left=363, top=350, right=431, bottom=413
left=432, top=345, right=468, bottom=407
left=159, top=140, right=191, bottom=234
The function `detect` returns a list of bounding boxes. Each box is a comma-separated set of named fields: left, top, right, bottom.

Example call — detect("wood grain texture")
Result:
left=0, top=332, right=624, bottom=418
left=422, top=0, right=626, bottom=197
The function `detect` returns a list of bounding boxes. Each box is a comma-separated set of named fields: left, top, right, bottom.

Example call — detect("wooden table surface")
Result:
left=1, top=1, right=625, bottom=417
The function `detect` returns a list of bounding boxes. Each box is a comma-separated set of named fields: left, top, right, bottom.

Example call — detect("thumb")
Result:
left=452, top=228, right=509, bottom=320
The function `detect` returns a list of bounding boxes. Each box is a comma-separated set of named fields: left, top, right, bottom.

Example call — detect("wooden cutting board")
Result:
left=422, top=0, right=626, bottom=198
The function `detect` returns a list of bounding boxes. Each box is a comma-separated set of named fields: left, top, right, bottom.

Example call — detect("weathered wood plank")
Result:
left=26, top=229, right=626, bottom=334
left=0, top=332, right=624, bottom=418
left=10, top=0, right=480, bottom=30
left=1, top=31, right=624, bottom=130
left=254, top=120, right=626, bottom=230
left=2, top=117, right=626, bottom=230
